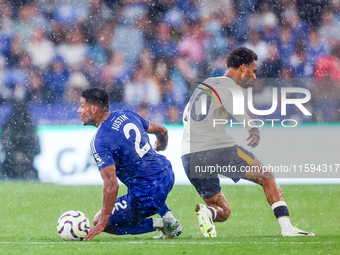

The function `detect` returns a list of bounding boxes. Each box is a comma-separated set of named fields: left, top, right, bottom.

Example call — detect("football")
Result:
left=57, top=210, right=90, bottom=241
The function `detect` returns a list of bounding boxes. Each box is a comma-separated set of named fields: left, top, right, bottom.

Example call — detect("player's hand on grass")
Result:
left=85, top=223, right=105, bottom=240
left=247, top=130, right=260, bottom=148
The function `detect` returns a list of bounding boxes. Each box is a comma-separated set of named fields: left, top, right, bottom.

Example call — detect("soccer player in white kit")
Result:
left=181, top=47, right=314, bottom=237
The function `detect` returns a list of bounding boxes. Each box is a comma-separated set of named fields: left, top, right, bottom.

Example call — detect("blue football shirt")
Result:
left=91, top=110, right=172, bottom=196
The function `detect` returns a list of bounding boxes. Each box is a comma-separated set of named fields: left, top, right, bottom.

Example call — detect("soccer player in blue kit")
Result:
left=77, top=88, right=182, bottom=240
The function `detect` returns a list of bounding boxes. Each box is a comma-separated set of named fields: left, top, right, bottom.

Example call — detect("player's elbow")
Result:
left=158, top=125, right=168, bottom=137
left=148, top=121, right=167, bottom=136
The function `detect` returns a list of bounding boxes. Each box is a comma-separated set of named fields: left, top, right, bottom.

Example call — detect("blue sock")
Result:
left=158, top=203, right=170, bottom=217
left=114, top=218, right=156, bottom=235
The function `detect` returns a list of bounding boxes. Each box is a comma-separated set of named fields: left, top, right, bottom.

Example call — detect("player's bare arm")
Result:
left=247, top=128, right=260, bottom=148
left=147, top=121, right=168, bottom=151
left=85, top=165, right=119, bottom=240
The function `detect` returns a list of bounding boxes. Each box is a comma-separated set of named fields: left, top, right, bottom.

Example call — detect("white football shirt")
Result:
left=181, top=77, right=254, bottom=155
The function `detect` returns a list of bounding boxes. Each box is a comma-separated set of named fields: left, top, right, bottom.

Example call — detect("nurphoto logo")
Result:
left=193, top=80, right=312, bottom=128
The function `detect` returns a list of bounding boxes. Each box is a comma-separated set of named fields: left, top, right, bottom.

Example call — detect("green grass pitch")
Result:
left=0, top=182, right=339, bottom=255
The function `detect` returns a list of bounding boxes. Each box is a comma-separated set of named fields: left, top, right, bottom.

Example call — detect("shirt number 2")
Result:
left=123, top=123, right=150, bottom=158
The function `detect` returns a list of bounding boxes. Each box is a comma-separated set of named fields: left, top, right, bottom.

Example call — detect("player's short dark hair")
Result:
left=81, top=88, right=109, bottom=109
left=226, top=47, right=258, bottom=69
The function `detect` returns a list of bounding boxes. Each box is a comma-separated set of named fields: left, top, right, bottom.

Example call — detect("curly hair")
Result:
left=81, top=88, right=109, bottom=109
left=226, top=47, right=258, bottom=68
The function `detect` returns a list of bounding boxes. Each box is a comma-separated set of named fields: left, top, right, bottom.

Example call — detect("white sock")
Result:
left=153, top=218, right=164, bottom=228
left=278, top=217, right=294, bottom=231
left=164, top=211, right=174, bottom=218
left=207, top=206, right=217, bottom=220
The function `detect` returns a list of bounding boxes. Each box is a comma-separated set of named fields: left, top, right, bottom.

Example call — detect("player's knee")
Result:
left=262, top=171, right=274, bottom=179
left=93, top=209, right=101, bottom=226
left=256, top=170, right=274, bottom=181
left=93, top=218, right=98, bottom=226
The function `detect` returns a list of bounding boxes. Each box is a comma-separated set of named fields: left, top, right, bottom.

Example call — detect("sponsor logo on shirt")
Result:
left=198, top=82, right=222, bottom=106
left=94, top=153, right=104, bottom=167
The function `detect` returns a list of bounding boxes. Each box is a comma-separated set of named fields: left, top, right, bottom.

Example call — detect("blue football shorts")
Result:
left=108, top=167, right=174, bottom=227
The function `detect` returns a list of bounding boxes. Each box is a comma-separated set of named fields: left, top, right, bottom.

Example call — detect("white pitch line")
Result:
left=0, top=241, right=334, bottom=245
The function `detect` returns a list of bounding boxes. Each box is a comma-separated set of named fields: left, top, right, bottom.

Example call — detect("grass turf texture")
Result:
left=0, top=182, right=339, bottom=255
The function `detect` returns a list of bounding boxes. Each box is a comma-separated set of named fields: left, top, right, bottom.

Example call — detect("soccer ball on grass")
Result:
left=57, top=210, right=90, bottom=241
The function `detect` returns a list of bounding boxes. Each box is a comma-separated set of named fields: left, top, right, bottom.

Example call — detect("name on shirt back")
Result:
left=111, top=114, right=129, bottom=131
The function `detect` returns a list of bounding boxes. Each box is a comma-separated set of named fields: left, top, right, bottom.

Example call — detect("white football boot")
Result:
left=195, top=204, right=217, bottom=237
left=282, top=227, right=315, bottom=236
left=158, top=217, right=183, bottom=239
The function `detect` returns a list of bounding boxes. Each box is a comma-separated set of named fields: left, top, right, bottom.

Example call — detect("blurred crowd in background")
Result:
left=0, top=0, right=340, bottom=124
